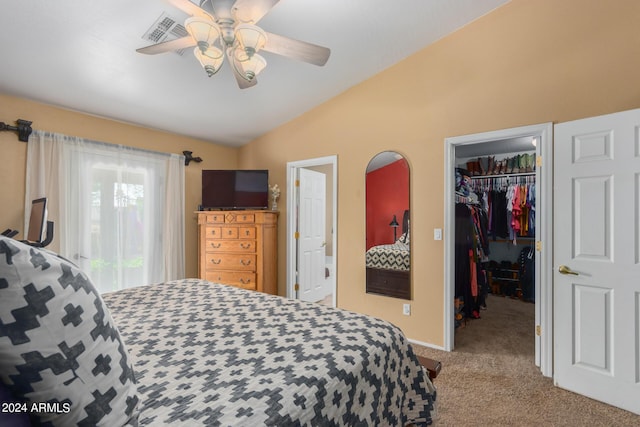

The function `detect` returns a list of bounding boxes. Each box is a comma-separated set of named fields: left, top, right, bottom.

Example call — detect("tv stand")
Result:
left=197, top=210, right=278, bottom=295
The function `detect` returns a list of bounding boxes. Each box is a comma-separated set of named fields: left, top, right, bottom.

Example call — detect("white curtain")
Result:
left=25, top=131, right=185, bottom=293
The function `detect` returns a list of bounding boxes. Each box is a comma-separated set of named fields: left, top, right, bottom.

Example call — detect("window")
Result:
left=26, top=132, right=185, bottom=294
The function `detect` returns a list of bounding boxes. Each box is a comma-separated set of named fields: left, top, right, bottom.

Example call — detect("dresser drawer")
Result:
left=206, top=271, right=257, bottom=290
left=205, top=214, right=226, bottom=224
left=220, top=227, right=239, bottom=239
left=205, top=240, right=256, bottom=253
left=205, top=253, right=256, bottom=270
left=205, top=226, right=222, bottom=239
left=238, top=227, right=256, bottom=239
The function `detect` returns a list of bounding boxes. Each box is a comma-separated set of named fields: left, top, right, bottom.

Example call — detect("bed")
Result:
left=366, top=210, right=411, bottom=299
left=0, top=236, right=436, bottom=426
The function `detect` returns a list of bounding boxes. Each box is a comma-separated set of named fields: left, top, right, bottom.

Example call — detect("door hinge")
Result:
left=295, top=179, right=300, bottom=187
left=536, top=325, right=541, bottom=336
left=536, top=155, right=542, bottom=167
left=294, top=231, right=299, bottom=239
left=536, top=241, right=542, bottom=251
left=294, top=283, right=299, bottom=291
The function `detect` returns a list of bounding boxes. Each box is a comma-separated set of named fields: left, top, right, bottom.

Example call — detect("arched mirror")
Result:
left=365, top=151, right=410, bottom=299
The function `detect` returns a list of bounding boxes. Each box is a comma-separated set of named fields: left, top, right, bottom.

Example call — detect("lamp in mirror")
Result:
left=389, top=215, right=399, bottom=241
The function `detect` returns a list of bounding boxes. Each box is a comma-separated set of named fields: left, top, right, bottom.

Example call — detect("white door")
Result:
left=554, top=109, right=640, bottom=415
left=297, top=168, right=327, bottom=302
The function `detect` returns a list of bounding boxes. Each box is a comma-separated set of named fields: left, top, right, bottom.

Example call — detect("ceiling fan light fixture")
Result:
left=240, top=53, right=267, bottom=81
left=235, top=24, right=267, bottom=55
left=193, top=46, right=224, bottom=76
left=185, top=17, right=221, bottom=51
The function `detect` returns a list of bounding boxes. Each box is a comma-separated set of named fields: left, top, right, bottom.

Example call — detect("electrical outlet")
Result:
left=403, top=303, right=411, bottom=316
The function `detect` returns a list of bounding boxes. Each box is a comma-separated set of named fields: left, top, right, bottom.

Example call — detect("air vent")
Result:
left=142, top=12, right=189, bottom=56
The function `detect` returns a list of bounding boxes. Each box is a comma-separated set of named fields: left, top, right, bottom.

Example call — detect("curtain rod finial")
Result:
left=1, top=119, right=32, bottom=142
left=183, top=150, right=203, bottom=166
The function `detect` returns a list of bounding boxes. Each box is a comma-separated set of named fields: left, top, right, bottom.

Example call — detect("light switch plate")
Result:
left=434, top=228, right=443, bottom=240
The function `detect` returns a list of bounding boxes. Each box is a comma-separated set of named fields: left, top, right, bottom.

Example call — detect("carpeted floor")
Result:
left=412, top=294, right=639, bottom=426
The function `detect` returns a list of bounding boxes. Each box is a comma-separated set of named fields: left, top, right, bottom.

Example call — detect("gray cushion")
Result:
left=0, top=236, right=139, bottom=426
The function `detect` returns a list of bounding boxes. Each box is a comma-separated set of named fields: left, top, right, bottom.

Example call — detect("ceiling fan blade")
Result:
left=137, top=36, right=196, bottom=55
left=232, top=0, right=280, bottom=24
left=209, top=0, right=236, bottom=21
left=263, top=32, right=330, bottom=66
left=167, top=0, right=214, bottom=19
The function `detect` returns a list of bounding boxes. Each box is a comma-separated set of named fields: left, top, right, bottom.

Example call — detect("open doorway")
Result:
left=444, top=123, right=553, bottom=378
left=286, top=156, right=338, bottom=307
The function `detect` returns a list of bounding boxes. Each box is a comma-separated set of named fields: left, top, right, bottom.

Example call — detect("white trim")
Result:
left=444, top=123, right=553, bottom=378
left=408, top=338, right=447, bottom=352
left=286, top=156, right=338, bottom=306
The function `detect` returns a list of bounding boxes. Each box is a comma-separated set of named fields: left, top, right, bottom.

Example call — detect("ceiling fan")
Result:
left=137, top=0, right=331, bottom=89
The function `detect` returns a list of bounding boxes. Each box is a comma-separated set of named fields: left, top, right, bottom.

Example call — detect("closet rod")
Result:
left=470, top=172, right=535, bottom=179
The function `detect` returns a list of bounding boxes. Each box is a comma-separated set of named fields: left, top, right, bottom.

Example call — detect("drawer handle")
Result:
left=210, top=259, right=221, bottom=265
left=245, top=230, right=251, bottom=236
left=227, top=230, right=234, bottom=235
left=240, top=259, right=252, bottom=266
left=240, top=278, right=252, bottom=284
left=211, top=243, right=221, bottom=249
left=240, top=243, right=251, bottom=249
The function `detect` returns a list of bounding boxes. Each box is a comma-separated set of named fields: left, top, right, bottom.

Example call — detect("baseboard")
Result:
left=408, top=338, right=447, bottom=352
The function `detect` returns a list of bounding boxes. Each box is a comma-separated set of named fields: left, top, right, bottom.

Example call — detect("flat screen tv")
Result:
left=202, top=170, right=269, bottom=210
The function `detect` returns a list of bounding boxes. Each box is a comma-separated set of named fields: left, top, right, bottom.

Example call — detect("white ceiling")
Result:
left=0, top=0, right=509, bottom=147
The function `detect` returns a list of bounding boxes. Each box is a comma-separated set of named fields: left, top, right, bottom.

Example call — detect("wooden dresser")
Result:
left=197, top=210, right=278, bottom=295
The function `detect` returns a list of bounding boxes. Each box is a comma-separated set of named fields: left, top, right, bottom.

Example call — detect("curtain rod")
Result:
left=20, top=127, right=203, bottom=166
left=0, top=119, right=33, bottom=142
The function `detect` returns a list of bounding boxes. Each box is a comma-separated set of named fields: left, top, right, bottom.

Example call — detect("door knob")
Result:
left=558, top=265, right=579, bottom=275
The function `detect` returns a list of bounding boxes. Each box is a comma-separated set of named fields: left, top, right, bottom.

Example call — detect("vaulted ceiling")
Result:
left=0, top=0, right=509, bottom=146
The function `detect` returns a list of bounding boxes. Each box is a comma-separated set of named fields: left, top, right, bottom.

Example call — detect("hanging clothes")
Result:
left=469, top=174, right=536, bottom=243
left=454, top=202, right=490, bottom=320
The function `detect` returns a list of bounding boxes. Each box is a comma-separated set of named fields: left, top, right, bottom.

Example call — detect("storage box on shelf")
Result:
left=197, top=210, right=278, bottom=295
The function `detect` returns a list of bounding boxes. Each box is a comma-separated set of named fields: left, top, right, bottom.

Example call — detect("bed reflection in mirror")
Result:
left=365, top=151, right=410, bottom=299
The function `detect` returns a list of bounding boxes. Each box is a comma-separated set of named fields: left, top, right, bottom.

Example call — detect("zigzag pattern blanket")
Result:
left=366, top=242, right=411, bottom=271
left=103, top=279, right=436, bottom=426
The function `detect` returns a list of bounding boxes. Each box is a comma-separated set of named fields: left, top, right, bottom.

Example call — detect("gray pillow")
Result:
left=0, top=236, right=139, bottom=426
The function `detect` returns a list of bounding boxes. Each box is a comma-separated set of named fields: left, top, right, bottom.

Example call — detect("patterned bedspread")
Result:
left=366, top=242, right=410, bottom=271
left=103, top=279, right=436, bottom=426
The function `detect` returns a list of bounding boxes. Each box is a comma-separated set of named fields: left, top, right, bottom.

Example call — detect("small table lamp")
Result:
left=389, top=214, right=399, bottom=241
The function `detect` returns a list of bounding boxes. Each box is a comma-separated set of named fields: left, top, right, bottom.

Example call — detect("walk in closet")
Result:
left=454, top=139, right=537, bottom=328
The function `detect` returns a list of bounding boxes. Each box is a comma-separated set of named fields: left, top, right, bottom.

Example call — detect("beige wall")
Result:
left=0, top=94, right=238, bottom=277
left=238, top=0, right=640, bottom=347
